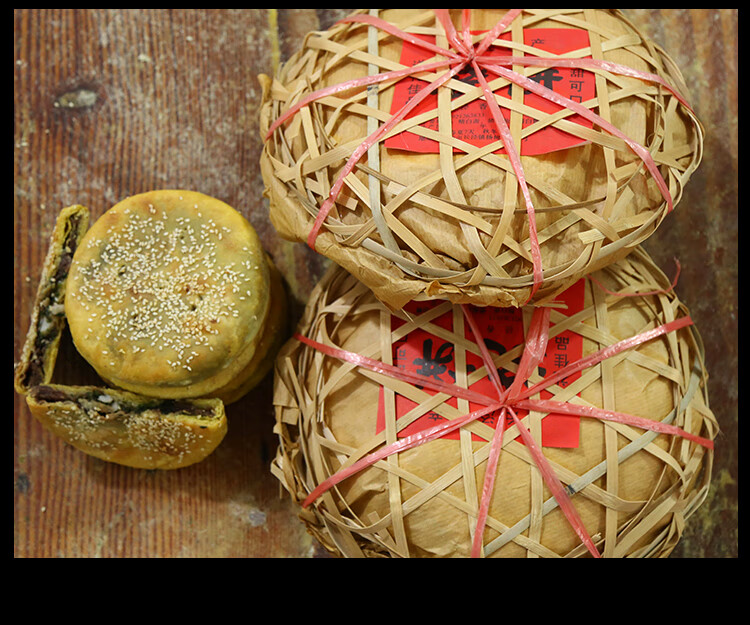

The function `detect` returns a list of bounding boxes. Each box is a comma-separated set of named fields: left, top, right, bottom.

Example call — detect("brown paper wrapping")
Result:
left=271, top=247, right=718, bottom=558
left=260, top=9, right=703, bottom=309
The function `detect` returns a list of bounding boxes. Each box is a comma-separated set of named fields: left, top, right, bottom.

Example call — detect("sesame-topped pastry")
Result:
left=14, top=204, right=90, bottom=395
left=65, top=190, right=282, bottom=403
left=26, top=384, right=228, bottom=470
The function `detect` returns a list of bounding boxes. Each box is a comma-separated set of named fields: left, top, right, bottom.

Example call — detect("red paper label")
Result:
left=376, top=279, right=586, bottom=448
left=385, top=29, right=595, bottom=157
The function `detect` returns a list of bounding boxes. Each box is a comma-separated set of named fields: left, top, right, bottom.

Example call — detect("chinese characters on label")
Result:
left=376, top=279, right=586, bottom=448
left=385, top=29, right=596, bottom=157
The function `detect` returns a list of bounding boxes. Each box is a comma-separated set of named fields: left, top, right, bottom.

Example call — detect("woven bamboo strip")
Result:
left=261, top=9, right=704, bottom=309
left=272, top=246, right=718, bottom=558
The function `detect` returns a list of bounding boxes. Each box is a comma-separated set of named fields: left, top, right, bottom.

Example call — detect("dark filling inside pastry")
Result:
left=20, top=215, right=83, bottom=389
left=30, top=385, right=216, bottom=420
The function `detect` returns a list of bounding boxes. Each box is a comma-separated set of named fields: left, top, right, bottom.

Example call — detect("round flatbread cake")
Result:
left=65, top=190, right=272, bottom=401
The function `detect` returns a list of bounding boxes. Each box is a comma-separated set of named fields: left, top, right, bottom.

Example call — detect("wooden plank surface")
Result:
left=13, top=9, right=737, bottom=558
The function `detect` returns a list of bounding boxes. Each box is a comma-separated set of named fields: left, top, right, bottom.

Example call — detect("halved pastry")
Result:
left=15, top=205, right=90, bottom=395
left=64, top=190, right=281, bottom=403
left=26, top=384, right=228, bottom=470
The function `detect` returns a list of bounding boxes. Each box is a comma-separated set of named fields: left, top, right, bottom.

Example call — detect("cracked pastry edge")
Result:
left=14, top=205, right=91, bottom=396
left=26, top=384, right=228, bottom=470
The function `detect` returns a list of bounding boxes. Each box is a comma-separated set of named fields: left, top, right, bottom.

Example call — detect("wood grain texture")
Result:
left=14, top=9, right=737, bottom=558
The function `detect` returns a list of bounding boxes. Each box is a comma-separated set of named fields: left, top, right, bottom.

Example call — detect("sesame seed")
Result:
left=73, top=205, right=262, bottom=372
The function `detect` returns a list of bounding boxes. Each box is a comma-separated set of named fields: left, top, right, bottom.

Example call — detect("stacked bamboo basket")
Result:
left=260, top=9, right=718, bottom=558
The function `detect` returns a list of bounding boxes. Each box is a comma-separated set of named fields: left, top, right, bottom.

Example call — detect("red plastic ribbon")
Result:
left=306, top=61, right=469, bottom=250
left=479, top=60, right=674, bottom=213
left=506, top=405, right=602, bottom=558
left=266, top=10, right=690, bottom=299
left=470, top=58, right=544, bottom=301
left=302, top=401, right=506, bottom=510
left=297, top=304, right=712, bottom=558
left=588, top=258, right=682, bottom=299
left=295, top=333, right=497, bottom=407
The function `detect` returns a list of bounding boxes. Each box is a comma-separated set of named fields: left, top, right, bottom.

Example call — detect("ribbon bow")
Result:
left=266, top=9, right=691, bottom=302
left=295, top=304, right=712, bottom=559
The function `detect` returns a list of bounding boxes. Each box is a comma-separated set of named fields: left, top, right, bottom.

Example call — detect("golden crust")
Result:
left=15, top=205, right=90, bottom=395
left=65, top=191, right=271, bottom=400
left=209, top=256, right=290, bottom=405
left=26, top=385, right=228, bottom=470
